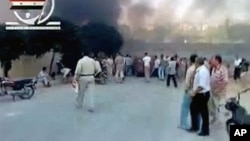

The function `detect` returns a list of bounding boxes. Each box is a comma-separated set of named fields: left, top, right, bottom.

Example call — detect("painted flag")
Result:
left=10, top=0, right=46, bottom=10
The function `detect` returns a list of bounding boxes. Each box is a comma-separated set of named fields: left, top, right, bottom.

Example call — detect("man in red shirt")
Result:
left=210, top=55, right=229, bottom=125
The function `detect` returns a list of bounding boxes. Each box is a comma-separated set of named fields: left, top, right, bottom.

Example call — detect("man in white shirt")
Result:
left=143, top=52, right=151, bottom=82
left=234, top=55, right=242, bottom=81
left=38, top=67, right=51, bottom=87
left=189, top=57, right=211, bottom=136
left=153, top=55, right=160, bottom=78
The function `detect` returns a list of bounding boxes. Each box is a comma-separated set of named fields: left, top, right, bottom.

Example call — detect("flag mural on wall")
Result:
left=10, top=0, right=46, bottom=10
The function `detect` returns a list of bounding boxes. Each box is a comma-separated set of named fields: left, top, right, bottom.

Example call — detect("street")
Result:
left=0, top=78, right=230, bottom=141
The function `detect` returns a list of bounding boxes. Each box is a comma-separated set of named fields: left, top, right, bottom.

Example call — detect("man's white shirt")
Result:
left=193, top=65, right=211, bottom=93
left=154, top=59, right=160, bottom=69
left=234, top=58, right=242, bottom=67
left=143, top=56, right=151, bottom=67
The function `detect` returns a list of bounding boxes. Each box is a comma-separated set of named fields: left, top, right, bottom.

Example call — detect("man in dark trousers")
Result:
left=188, top=57, right=211, bottom=136
left=166, top=56, right=177, bottom=88
left=234, top=55, right=242, bottom=81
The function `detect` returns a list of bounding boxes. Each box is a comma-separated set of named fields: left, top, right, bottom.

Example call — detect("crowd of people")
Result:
left=34, top=51, right=249, bottom=137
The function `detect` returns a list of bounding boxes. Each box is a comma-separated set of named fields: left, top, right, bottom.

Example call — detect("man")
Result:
left=125, top=54, right=133, bottom=76
left=115, top=53, right=125, bottom=83
left=189, top=57, right=211, bottom=136
left=158, top=54, right=166, bottom=80
left=166, top=57, right=178, bottom=88
left=56, top=60, right=64, bottom=74
left=38, top=67, right=51, bottom=87
left=153, top=55, right=160, bottom=78
left=210, top=55, right=229, bottom=125
left=61, top=67, right=71, bottom=83
left=106, top=56, right=114, bottom=80
left=178, top=54, right=197, bottom=130
left=74, top=52, right=101, bottom=113
left=142, top=52, right=151, bottom=82
left=234, top=55, right=242, bottom=81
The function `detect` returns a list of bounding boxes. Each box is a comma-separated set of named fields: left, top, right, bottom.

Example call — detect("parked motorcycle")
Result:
left=0, top=77, right=37, bottom=101
left=225, top=88, right=250, bottom=135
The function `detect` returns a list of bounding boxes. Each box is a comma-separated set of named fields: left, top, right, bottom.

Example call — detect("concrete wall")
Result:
left=0, top=52, right=61, bottom=78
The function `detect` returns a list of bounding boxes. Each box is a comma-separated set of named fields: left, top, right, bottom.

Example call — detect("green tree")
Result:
left=0, top=25, right=25, bottom=77
left=61, top=23, right=123, bottom=72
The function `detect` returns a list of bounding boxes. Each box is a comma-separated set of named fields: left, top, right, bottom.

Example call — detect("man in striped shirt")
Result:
left=210, top=55, right=229, bottom=124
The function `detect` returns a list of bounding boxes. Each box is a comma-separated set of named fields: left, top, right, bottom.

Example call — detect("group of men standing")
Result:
left=143, top=52, right=188, bottom=88
left=178, top=54, right=229, bottom=136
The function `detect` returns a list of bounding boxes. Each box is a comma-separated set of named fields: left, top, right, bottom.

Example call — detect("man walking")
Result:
left=234, top=55, right=242, bottom=81
left=189, top=57, right=211, bottom=136
left=166, top=57, right=178, bottom=88
left=115, top=53, right=125, bottom=83
left=210, top=55, right=229, bottom=125
left=178, top=54, right=197, bottom=130
left=143, top=52, right=151, bottom=82
left=74, top=51, right=101, bottom=113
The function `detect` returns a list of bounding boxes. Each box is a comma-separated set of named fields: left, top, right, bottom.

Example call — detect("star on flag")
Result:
left=10, top=0, right=46, bottom=10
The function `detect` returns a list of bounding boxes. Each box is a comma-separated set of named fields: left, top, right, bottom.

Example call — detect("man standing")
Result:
left=74, top=52, right=101, bottom=113
left=106, top=56, right=114, bottom=80
left=158, top=54, right=166, bottom=80
left=178, top=54, right=197, bottom=130
left=189, top=57, right=211, bottom=136
left=125, top=54, right=133, bottom=76
left=234, top=55, right=242, bottom=81
left=143, top=52, right=151, bottom=82
left=166, top=57, right=178, bottom=88
left=210, top=55, right=229, bottom=125
left=115, top=53, right=125, bottom=83
left=153, top=55, right=160, bottom=78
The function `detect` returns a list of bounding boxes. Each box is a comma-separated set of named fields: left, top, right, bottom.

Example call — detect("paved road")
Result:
left=0, top=78, right=229, bottom=141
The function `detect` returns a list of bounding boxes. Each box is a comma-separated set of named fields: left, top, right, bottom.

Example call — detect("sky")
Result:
left=1, top=0, right=250, bottom=29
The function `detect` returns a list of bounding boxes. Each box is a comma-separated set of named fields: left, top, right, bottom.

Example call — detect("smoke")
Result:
left=54, top=0, right=121, bottom=26
left=126, top=2, right=153, bottom=30
left=120, top=0, right=250, bottom=30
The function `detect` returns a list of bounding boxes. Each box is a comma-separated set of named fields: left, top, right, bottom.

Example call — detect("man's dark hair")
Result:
left=170, top=56, right=175, bottom=61
left=145, top=52, right=148, bottom=56
left=190, top=54, right=198, bottom=64
left=155, top=55, right=157, bottom=58
left=160, top=54, right=164, bottom=59
left=196, top=57, right=204, bottom=65
left=42, top=67, right=47, bottom=71
left=214, top=55, right=222, bottom=64
left=82, top=50, right=90, bottom=56
left=126, top=54, right=129, bottom=57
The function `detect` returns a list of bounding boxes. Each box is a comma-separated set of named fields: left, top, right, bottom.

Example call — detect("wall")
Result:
left=0, top=52, right=61, bottom=78
left=122, top=41, right=250, bottom=63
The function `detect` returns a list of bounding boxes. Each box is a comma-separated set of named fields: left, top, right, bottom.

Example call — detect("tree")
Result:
left=80, top=23, right=123, bottom=56
left=0, top=25, right=25, bottom=77
left=24, top=17, right=78, bottom=74
left=61, top=23, right=123, bottom=73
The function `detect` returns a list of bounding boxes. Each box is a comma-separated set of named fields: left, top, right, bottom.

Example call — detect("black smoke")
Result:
left=53, top=0, right=121, bottom=26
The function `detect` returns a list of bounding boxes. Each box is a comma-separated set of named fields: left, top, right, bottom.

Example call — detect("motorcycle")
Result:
left=0, top=77, right=37, bottom=101
left=225, top=88, right=250, bottom=135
